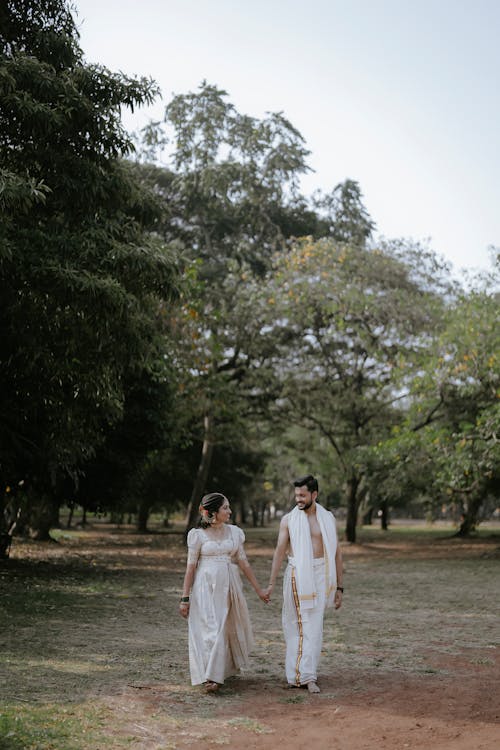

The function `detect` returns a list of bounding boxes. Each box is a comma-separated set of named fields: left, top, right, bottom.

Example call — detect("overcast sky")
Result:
left=73, top=0, right=499, bottom=275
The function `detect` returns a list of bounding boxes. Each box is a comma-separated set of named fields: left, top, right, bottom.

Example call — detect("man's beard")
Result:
left=298, top=500, right=313, bottom=511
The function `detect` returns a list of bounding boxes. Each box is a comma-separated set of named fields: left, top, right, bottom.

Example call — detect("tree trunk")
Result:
left=0, top=506, right=22, bottom=558
left=344, top=474, right=361, bottom=543
left=0, top=533, right=12, bottom=558
left=455, top=493, right=483, bottom=537
left=380, top=501, right=389, bottom=530
left=29, top=493, right=59, bottom=541
left=362, top=507, right=373, bottom=525
left=136, top=498, right=151, bottom=533
left=184, top=414, right=214, bottom=537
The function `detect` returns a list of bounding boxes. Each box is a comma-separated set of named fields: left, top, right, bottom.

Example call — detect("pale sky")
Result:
left=73, top=0, right=499, bottom=275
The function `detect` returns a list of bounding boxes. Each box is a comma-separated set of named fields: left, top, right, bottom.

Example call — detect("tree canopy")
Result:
left=0, top=0, right=180, bottom=538
left=1, top=2, right=498, bottom=547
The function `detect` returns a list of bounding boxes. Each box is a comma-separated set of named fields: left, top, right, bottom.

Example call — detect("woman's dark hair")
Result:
left=198, top=492, right=227, bottom=528
left=293, top=474, right=318, bottom=494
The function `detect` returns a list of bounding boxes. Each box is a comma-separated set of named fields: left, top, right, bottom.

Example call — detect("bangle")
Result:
left=336, top=586, right=344, bottom=593
left=180, top=596, right=190, bottom=603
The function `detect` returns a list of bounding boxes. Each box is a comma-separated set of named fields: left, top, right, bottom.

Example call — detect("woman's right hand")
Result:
left=179, top=602, right=190, bottom=618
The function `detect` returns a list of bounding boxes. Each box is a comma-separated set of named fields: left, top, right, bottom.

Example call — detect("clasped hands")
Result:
left=259, top=585, right=273, bottom=604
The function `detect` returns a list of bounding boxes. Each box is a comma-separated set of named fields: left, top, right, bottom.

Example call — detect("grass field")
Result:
left=0, top=520, right=498, bottom=749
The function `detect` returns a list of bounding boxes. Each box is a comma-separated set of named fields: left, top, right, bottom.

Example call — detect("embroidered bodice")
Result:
left=187, top=524, right=248, bottom=565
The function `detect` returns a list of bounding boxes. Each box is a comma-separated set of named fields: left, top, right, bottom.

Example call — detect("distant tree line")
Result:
left=1, top=0, right=498, bottom=555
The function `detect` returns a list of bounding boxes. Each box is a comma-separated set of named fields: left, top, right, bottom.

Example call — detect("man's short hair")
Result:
left=293, top=474, right=318, bottom=494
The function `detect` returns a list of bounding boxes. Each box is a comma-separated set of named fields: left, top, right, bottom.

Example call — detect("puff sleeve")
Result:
left=234, top=526, right=248, bottom=562
left=187, top=528, right=202, bottom=565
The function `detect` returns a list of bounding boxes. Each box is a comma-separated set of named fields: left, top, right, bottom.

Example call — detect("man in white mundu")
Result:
left=266, top=475, right=343, bottom=693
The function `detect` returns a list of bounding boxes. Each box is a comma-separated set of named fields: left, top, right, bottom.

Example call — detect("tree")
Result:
left=313, top=179, right=375, bottom=246
left=138, top=81, right=313, bottom=275
left=376, top=281, right=500, bottom=536
left=242, top=237, right=451, bottom=542
left=135, top=83, right=382, bottom=532
left=135, top=83, right=324, bottom=531
left=0, top=0, right=180, bottom=542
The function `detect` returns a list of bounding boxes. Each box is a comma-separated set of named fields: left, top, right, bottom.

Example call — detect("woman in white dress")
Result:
left=179, top=492, right=269, bottom=692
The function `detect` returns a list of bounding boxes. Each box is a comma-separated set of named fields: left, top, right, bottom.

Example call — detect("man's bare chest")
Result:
left=308, top=517, right=324, bottom=557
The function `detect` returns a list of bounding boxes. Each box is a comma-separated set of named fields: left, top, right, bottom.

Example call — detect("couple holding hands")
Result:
left=179, top=475, right=344, bottom=694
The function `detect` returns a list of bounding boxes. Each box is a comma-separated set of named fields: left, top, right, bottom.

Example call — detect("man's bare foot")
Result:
left=205, top=681, right=219, bottom=693
left=307, top=681, right=320, bottom=693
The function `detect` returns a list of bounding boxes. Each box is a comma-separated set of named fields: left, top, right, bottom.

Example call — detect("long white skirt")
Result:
left=282, top=557, right=326, bottom=685
left=188, top=557, right=254, bottom=685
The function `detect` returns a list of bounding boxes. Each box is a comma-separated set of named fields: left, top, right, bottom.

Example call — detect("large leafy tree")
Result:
left=374, top=281, right=500, bottom=536
left=241, top=237, right=452, bottom=542
left=0, top=0, right=180, bottom=540
left=135, top=83, right=320, bottom=530
left=139, top=81, right=314, bottom=275
left=135, top=83, right=379, bottom=531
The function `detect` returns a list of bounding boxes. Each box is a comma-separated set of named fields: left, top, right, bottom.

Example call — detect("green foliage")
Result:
left=313, top=179, right=375, bottom=246
left=3, top=4, right=494, bottom=540
left=235, top=237, right=452, bottom=539
left=134, top=83, right=328, bottom=528
left=131, top=84, right=381, bottom=531
left=0, top=1, right=180, bottom=535
left=138, top=81, right=315, bottom=277
left=371, top=281, right=500, bottom=533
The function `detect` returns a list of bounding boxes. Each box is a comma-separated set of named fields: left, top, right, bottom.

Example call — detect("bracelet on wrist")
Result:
left=336, top=586, right=344, bottom=593
left=180, top=596, right=190, bottom=603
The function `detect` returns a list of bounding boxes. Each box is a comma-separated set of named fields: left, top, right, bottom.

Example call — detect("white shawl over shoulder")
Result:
left=287, top=504, right=338, bottom=611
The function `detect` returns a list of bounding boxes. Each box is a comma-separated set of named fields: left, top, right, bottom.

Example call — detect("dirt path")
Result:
left=103, top=657, right=499, bottom=750
left=2, top=523, right=499, bottom=749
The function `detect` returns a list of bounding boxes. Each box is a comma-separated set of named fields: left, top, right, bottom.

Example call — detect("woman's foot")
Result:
left=205, top=681, right=220, bottom=693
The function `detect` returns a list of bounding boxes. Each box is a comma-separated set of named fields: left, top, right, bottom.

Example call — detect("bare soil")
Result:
left=1, top=521, right=499, bottom=749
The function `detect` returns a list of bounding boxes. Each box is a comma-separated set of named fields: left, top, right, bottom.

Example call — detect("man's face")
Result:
left=294, top=486, right=316, bottom=511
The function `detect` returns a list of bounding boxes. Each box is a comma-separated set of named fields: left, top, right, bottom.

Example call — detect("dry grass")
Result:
left=0, top=519, right=498, bottom=749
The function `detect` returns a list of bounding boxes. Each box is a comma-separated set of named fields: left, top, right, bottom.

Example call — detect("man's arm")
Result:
left=265, top=514, right=290, bottom=598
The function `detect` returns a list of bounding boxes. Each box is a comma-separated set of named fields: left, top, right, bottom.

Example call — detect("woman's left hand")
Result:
left=179, top=602, right=190, bottom=618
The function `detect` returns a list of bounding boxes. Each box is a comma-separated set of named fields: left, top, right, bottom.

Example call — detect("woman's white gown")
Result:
left=187, top=524, right=254, bottom=685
